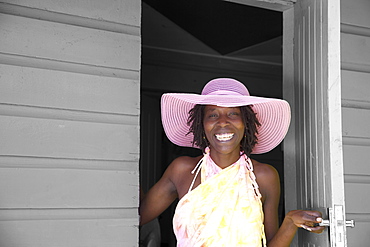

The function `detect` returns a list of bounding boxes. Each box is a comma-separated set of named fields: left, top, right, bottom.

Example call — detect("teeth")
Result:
left=215, top=133, right=234, bottom=141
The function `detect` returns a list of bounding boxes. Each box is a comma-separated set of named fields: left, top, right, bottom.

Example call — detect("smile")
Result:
left=215, top=133, right=234, bottom=141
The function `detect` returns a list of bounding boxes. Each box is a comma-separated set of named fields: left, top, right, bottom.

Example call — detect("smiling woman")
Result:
left=140, top=78, right=325, bottom=246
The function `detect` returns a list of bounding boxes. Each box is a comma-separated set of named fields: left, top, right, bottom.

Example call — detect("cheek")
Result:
left=239, top=122, right=246, bottom=131
left=231, top=117, right=244, bottom=126
left=203, top=122, right=214, bottom=138
left=203, top=120, right=213, bottom=131
left=236, top=121, right=246, bottom=135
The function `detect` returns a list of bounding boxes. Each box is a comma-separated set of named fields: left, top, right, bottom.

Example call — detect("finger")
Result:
left=303, top=213, right=323, bottom=223
left=305, top=210, right=323, bottom=218
left=300, top=224, right=325, bottom=233
left=310, top=226, right=325, bottom=234
left=307, top=217, right=323, bottom=227
left=316, top=217, right=323, bottom=223
left=300, top=224, right=312, bottom=231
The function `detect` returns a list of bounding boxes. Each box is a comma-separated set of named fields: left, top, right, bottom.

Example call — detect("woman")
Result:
left=140, top=78, right=324, bottom=246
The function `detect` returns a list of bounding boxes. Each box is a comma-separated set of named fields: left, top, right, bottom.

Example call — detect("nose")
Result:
left=217, top=114, right=229, bottom=127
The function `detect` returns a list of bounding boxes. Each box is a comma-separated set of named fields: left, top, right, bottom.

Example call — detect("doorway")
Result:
left=140, top=1, right=284, bottom=246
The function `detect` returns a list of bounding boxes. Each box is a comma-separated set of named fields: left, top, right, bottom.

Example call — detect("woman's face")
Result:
left=203, top=105, right=245, bottom=155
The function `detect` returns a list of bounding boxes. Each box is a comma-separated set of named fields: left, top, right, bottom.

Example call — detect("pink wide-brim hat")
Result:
left=161, top=78, right=291, bottom=154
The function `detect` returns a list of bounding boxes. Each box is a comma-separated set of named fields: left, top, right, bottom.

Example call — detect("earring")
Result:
left=203, top=135, right=209, bottom=146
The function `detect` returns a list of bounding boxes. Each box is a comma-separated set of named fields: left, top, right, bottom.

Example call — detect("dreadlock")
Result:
left=186, top=104, right=261, bottom=156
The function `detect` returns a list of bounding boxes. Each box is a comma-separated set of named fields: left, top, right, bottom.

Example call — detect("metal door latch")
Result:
left=319, top=205, right=355, bottom=247
left=319, top=219, right=355, bottom=228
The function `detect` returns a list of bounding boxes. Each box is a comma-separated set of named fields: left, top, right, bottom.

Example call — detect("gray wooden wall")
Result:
left=341, top=0, right=370, bottom=245
left=0, top=1, right=141, bottom=246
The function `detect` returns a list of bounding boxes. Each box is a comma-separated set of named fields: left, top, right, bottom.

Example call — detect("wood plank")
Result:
left=341, top=0, right=370, bottom=28
left=343, top=145, right=370, bottom=175
left=341, top=33, right=370, bottom=66
left=0, top=64, right=139, bottom=115
left=0, top=104, right=138, bottom=126
left=342, top=70, right=370, bottom=102
left=0, top=116, right=139, bottom=160
left=0, top=156, right=137, bottom=171
left=347, top=222, right=370, bottom=247
left=0, top=217, right=138, bottom=247
left=342, top=108, right=370, bottom=139
left=0, top=13, right=140, bottom=70
left=0, top=0, right=141, bottom=27
left=0, top=208, right=138, bottom=221
left=345, top=174, right=370, bottom=184
left=0, top=168, right=138, bottom=208
left=345, top=183, right=370, bottom=214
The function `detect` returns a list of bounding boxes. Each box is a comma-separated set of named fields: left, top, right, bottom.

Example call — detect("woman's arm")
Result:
left=254, top=161, right=280, bottom=242
left=268, top=209, right=324, bottom=246
left=255, top=161, right=325, bottom=246
left=139, top=161, right=178, bottom=225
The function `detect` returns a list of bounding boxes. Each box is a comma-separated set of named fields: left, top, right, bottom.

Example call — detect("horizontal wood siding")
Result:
left=341, top=0, right=370, bottom=245
left=0, top=1, right=140, bottom=246
left=1, top=0, right=140, bottom=26
left=0, top=116, right=138, bottom=159
left=0, top=65, right=139, bottom=115
left=0, top=214, right=137, bottom=247
left=0, top=13, right=139, bottom=70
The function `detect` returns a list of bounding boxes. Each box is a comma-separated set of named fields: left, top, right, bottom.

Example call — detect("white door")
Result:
left=284, top=0, right=352, bottom=246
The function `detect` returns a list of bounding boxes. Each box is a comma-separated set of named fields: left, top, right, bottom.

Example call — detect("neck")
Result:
left=208, top=148, right=241, bottom=169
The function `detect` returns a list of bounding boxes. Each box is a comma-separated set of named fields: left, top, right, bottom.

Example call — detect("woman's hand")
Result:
left=286, top=210, right=325, bottom=233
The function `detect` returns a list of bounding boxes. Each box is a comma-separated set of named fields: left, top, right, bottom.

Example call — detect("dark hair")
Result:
left=186, top=105, right=261, bottom=156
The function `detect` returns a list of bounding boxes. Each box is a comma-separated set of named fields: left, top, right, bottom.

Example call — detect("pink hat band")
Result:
left=161, top=78, right=291, bottom=154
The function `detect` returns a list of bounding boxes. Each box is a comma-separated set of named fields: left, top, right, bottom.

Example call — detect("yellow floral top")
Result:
left=173, top=148, right=266, bottom=247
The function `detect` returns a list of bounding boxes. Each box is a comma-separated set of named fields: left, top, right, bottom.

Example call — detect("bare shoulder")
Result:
left=168, top=155, right=202, bottom=175
left=166, top=155, right=203, bottom=198
left=139, top=156, right=201, bottom=225
left=251, top=159, right=280, bottom=181
left=251, top=159, right=280, bottom=203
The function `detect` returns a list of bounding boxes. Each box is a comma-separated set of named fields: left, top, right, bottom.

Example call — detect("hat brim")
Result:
left=161, top=93, right=291, bottom=154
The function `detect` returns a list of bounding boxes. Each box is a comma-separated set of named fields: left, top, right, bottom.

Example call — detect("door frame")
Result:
left=285, top=0, right=346, bottom=246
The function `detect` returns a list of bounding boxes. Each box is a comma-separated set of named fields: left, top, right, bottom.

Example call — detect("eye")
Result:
left=228, top=111, right=240, bottom=117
